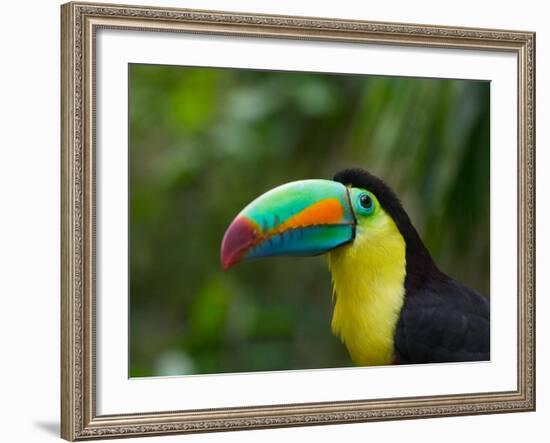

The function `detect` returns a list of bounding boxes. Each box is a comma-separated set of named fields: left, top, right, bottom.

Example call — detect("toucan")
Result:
left=220, top=168, right=490, bottom=366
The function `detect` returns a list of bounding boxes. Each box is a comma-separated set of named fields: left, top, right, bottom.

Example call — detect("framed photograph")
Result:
left=61, top=1, right=535, bottom=440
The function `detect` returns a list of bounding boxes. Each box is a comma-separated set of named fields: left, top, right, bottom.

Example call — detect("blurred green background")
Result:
left=129, top=64, right=490, bottom=377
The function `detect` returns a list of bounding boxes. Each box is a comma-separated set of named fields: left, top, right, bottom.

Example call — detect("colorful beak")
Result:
left=221, top=180, right=356, bottom=269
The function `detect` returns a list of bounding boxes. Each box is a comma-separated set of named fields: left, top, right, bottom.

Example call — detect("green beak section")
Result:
left=221, top=179, right=355, bottom=269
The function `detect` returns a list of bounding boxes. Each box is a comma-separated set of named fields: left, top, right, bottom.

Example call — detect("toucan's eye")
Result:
left=359, top=193, right=373, bottom=211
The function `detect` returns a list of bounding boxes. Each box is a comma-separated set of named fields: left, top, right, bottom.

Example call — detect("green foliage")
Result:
left=129, top=64, right=490, bottom=377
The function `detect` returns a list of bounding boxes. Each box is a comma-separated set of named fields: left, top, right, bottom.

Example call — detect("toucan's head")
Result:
left=220, top=168, right=427, bottom=271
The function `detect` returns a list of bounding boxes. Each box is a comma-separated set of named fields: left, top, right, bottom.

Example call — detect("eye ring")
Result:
left=359, top=193, right=374, bottom=212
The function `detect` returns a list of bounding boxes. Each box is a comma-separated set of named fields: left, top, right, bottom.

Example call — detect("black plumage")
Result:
left=334, top=168, right=490, bottom=364
left=394, top=276, right=490, bottom=363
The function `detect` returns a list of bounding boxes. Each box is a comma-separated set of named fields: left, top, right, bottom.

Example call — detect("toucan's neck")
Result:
left=327, top=214, right=407, bottom=366
left=332, top=168, right=439, bottom=294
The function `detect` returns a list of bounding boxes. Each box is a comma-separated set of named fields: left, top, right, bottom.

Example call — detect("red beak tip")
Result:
left=221, top=257, right=231, bottom=270
left=220, top=252, right=240, bottom=270
left=220, top=215, right=258, bottom=271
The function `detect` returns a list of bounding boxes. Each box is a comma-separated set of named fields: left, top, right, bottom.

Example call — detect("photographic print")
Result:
left=129, top=65, right=490, bottom=377
left=62, top=4, right=535, bottom=439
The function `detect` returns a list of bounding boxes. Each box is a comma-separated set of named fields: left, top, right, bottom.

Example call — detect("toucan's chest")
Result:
left=327, top=218, right=407, bottom=366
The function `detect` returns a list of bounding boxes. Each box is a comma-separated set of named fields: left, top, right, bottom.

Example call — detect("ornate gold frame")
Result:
left=61, top=2, right=536, bottom=440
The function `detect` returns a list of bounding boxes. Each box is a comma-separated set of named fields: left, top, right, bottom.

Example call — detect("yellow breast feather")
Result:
left=327, top=208, right=406, bottom=366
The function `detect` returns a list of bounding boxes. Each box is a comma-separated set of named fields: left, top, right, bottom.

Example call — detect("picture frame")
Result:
left=60, top=1, right=536, bottom=440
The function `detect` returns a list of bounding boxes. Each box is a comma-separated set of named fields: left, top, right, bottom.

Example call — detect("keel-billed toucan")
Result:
left=220, top=169, right=489, bottom=366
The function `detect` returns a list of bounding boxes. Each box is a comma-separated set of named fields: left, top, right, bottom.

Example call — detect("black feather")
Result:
left=394, top=278, right=490, bottom=363
left=333, top=168, right=490, bottom=363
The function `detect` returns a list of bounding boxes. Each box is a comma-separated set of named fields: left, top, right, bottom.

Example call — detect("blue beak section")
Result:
left=245, top=224, right=355, bottom=260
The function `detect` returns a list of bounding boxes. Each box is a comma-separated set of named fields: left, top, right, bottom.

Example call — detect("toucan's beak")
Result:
left=221, top=179, right=356, bottom=269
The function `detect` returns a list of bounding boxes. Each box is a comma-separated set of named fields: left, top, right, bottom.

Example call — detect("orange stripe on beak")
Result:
left=276, top=198, right=345, bottom=233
